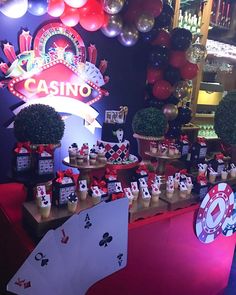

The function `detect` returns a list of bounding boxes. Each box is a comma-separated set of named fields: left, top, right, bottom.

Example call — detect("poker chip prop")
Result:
left=195, top=183, right=234, bottom=244
left=222, top=192, right=236, bottom=237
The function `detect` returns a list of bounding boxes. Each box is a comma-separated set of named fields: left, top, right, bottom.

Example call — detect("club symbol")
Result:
left=84, top=221, right=92, bottom=229
left=117, top=253, right=123, bottom=266
left=35, top=252, right=49, bottom=267
left=99, top=232, right=113, bottom=247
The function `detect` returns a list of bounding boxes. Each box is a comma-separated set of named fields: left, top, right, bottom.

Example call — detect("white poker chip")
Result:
left=196, top=183, right=234, bottom=244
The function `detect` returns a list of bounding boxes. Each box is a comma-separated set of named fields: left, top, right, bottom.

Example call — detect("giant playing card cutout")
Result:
left=7, top=198, right=129, bottom=295
left=0, top=23, right=109, bottom=133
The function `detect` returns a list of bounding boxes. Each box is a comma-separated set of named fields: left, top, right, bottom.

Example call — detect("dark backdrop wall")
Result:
left=0, top=12, right=149, bottom=183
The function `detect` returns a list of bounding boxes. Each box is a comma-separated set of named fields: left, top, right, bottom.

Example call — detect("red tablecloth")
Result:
left=0, top=183, right=235, bottom=295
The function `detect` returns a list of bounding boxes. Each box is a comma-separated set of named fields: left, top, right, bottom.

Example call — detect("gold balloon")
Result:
left=135, top=13, right=155, bottom=33
left=187, top=43, right=207, bottom=64
left=102, top=0, right=125, bottom=14
left=173, top=80, right=192, bottom=100
left=162, top=104, right=178, bottom=121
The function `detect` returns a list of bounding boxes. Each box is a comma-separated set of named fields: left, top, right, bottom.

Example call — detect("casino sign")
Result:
left=0, top=23, right=109, bottom=132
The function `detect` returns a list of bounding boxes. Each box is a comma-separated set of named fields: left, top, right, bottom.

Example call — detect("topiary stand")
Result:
left=133, top=133, right=164, bottom=160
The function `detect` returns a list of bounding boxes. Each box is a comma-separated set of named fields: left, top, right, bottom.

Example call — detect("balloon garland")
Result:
left=143, top=19, right=207, bottom=139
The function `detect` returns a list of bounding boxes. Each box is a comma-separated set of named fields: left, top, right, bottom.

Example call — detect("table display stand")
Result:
left=63, top=156, right=107, bottom=185
left=23, top=198, right=96, bottom=239
left=129, top=198, right=168, bottom=222
left=145, top=151, right=181, bottom=175
left=159, top=190, right=199, bottom=211
left=106, top=155, right=140, bottom=185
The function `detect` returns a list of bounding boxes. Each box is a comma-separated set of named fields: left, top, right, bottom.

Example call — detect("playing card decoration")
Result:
left=53, top=169, right=76, bottom=207
left=35, top=145, right=54, bottom=176
left=190, top=137, right=207, bottom=163
left=7, top=198, right=129, bottom=295
left=195, top=183, right=234, bottom=244
left=14, top=142, right=32, bottom=173
left=193, top=174, right=209, bottom=200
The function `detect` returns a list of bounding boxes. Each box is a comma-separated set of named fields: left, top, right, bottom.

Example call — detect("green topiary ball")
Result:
left=132, top=107, right=168, bottom=137
left=14, top=104, right=65, bottom=144
left=214, top=91, right=236, bottom=145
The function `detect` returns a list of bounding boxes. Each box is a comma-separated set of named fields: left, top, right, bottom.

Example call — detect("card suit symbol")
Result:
left=145, top=191, right=148, bottom=196
left=117, top=253, right=123, bottom=266
left=61, top=229, right=69, bottom=244
left=117, top=253, right=123, bottom=260
left=15, top=278, right=25, bottom=287
left=43, top=201, right=48, bottom=205
left=24, top=281, right=31, bottom=289
left=84, top=221, right=92, bottom=229
left=81, top=184, right=86, bottom=189
left=41, top=258, right=49, bottom=267
left=99, top=232, right=113, bottom=247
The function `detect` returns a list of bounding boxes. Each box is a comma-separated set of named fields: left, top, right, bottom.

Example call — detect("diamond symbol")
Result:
left=211, top=204, right=221, bottom=222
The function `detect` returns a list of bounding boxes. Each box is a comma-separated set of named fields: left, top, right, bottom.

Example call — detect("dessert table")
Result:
left=0, top=182, right=236, bottom=295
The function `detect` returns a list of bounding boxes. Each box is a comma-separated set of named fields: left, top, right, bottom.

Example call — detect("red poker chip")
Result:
left=196, top=183, right=234, bottom=243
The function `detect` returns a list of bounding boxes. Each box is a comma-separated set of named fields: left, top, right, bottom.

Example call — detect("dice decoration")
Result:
left=14, top=142, right=32, bottom=173
left=53, top=169, right=76, bottom=207
left=36, top=144, right=54, bottom=176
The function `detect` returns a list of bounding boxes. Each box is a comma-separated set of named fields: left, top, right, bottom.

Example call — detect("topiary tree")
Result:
left=214, top=91, right=236, bottom=145
left=14, top=104, right=65, bottom=144
left=132, top=107, right=168, bottom=138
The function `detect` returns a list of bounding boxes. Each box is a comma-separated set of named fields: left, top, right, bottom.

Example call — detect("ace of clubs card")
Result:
left=70, top=198, right=129, bottom=294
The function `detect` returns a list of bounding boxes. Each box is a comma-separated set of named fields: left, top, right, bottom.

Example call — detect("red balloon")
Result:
left=152, top=29, right=170, bottom=47
left=180, top=61, right=199, bottom=80
left=169, top=51, right=187, bottom=68
left=123, top=0, right=143, bottom=23
left=79, top=0, right=105, bottom=31
left=60, top=4, right=80, bottom=27
left=147, top=67, right=163, bottom=84
left=48, top=0, right=65, bottom=17
left=153, top=80, right=172, bottom=100
left=142, top=0, right=163, bottom=17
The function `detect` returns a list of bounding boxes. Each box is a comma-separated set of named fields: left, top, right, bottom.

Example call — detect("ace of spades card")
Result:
left=70, top=197, right=129, bottom=294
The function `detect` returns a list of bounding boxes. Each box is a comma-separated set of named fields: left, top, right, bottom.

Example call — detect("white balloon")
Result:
left=64, top=0, right=88, bottom=8
left=0, top=0, right=28, bottom=18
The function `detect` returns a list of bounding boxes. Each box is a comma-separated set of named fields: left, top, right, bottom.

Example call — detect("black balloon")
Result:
left=171, top=28, right=192, bottom=51
left=165, top=125, right=182, bottom=139
left=140, top=26, right=159, bottom=43
left=164, top=65, right=181, bottom=85
left=148, top=45, right=169, bottom=69
left=145, top=98, right=166, bottom=109
left=166, top=95, right=179, bottom=105
left=144, top=84, right=155, bottom=102
left=175, top=107, right=192, bottom=124
left=155, top=3, right=174, bottom=28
